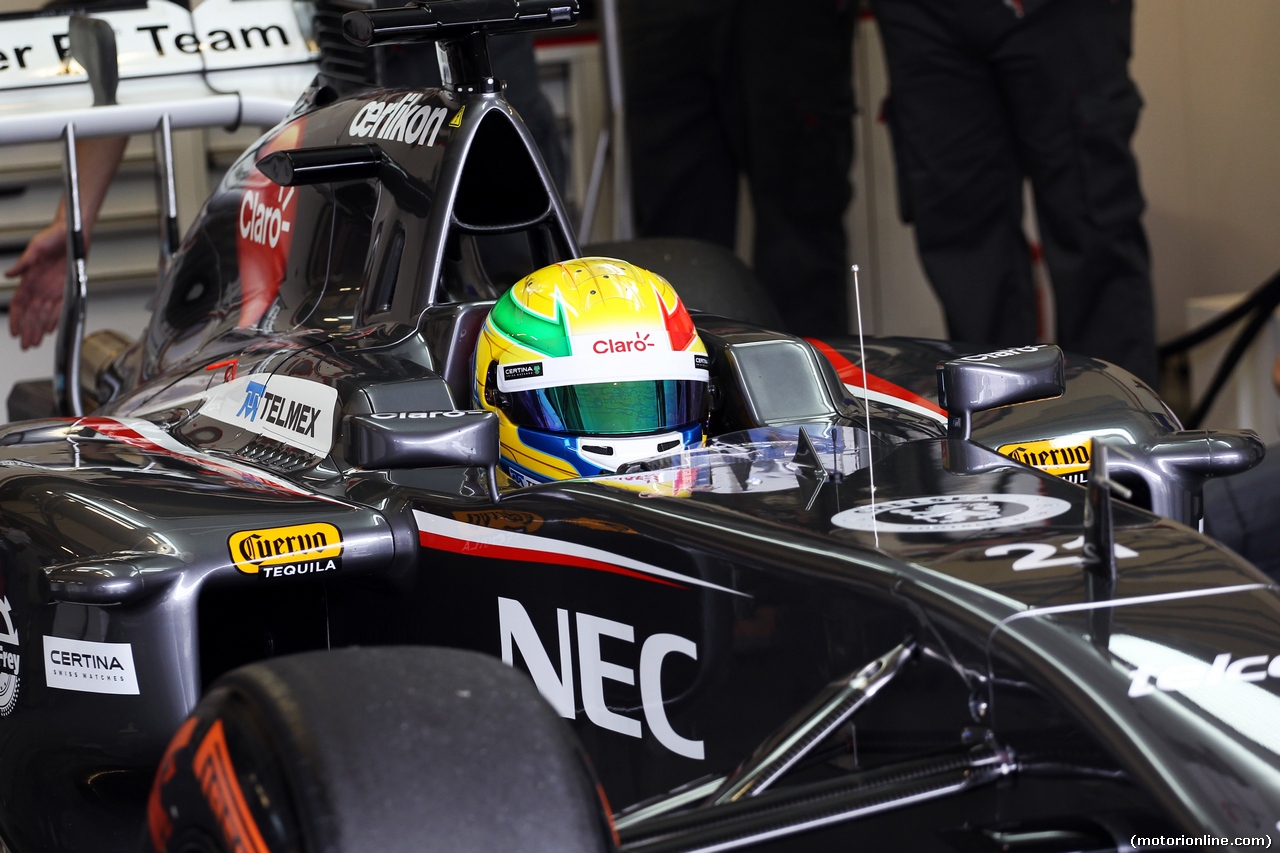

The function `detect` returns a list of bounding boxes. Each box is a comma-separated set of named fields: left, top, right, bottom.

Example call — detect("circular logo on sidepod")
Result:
left=0, top=596, right=20, bottom=715
left=831, top=494, right=1071, bottom=533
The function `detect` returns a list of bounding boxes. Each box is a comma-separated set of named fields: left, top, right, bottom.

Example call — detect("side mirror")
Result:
left=345, top=410, right=501, bottom=500
left=937, top=345, right=1065, bottom=440
left=1111, top=428, right=1265, bottom=525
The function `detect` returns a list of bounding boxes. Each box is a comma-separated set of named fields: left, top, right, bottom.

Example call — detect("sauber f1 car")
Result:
left=0, top=2, right=1277, bottom=851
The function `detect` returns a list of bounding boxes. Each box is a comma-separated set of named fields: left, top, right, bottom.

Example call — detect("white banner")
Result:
left=0, top=0, right=313, bottom=91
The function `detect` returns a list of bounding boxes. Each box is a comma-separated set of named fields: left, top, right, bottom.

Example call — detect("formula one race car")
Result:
left=1, top=2, right=1278, bottom=852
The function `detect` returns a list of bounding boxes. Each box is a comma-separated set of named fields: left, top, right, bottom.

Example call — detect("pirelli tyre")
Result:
left=144, top=647, right=615, bottom=853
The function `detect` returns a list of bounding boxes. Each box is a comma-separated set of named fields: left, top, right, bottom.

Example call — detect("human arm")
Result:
left=5, top=134, right=129, bottom=350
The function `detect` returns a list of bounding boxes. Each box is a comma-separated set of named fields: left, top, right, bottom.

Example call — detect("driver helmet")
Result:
left=474, top=257, right=710, bottom=485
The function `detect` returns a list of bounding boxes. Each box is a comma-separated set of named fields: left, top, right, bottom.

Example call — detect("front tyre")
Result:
left=145, top=647, right=614, bottom=853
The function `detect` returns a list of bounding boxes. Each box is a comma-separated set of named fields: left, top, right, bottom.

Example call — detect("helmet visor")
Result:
left=507, top=380, right=707, bottom=436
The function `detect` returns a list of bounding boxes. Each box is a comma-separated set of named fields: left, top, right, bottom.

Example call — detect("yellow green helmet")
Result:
left=474, top=258, right=710, bottom=485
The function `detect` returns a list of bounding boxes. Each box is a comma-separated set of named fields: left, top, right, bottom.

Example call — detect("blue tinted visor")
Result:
left=506, top=380, right=707, bottom=436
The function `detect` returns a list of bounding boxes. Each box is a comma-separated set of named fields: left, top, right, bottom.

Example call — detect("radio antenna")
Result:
left=852, top=264, right=877, bottom=548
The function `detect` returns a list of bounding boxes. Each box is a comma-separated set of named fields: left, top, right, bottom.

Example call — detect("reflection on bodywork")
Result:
left=577, top=425, right=887, bottom=498
left=1111, top=633, right=1280, bottom=754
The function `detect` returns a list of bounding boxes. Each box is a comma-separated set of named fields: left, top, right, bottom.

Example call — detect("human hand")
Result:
left=5, top=221, right=69, bottom=350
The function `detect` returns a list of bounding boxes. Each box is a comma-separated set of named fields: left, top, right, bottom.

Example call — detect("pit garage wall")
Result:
left=851, top=1, right=1280, bottom=347
left=1, top=1, right=1279, bottom=422
left=1132, top=0, right=1280, bottom=344
left=0, top=127, right=264, bottom=417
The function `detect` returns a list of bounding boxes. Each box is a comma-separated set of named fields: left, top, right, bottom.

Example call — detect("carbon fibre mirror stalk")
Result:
left=1104, top=429, right=1264, bottom=526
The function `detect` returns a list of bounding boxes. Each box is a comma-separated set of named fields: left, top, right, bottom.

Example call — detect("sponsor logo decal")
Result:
left=985, top=535, right=1138, bottom=571
left=257, top=389, right=320, bottom=437
left=44, top=637, right=140, bottom=694
left=562, top=518, right=637, bottom=534
left=960, top=344, right=1052, bottom=362
left=998, top=437, right=1092, bottom=484
left=238, top=120, right=305, bottom=328
left=499, top=597, right=704, bottom=759
left=239, top=186, right=294, bottom=249
left=594, top=466, right=697, bottom=497
left=507, top=467, right=539, bottom=488
left=593, top=332, right=654, bottom=354
left=236, top=380, right=267, bottom=420
left=0, top=596, right=19, bottom=715
left=369, top=410, right=483, bottom=419
left=502, top=362, right=544, bottom=382
left=452, top=509, right=545, bottom=533
left=194, top=719, right=271, bottom=853
left=1128, top=652, right=1280, bottom=698
left=229, top=522, right=342, bottom=578
left=831, top=494, right=1071, bottom=533
left=694, top=354, right=710, bottom=370
left=348, top=93, right=451, bottom=147
left=207, top=374, right=337, bottom=456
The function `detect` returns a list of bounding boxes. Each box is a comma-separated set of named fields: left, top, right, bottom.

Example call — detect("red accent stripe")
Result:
left=806, top=338, right=947, bottom=417
left=662, top=295, right=699, bottom=351
left=419, top=530, right=686, bottom=589
left=79, top=417, right=161, bottom=449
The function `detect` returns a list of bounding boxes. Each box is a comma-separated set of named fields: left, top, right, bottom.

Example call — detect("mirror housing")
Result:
left=937, top=345, right=1065, bottom=440
left=345, top=410, right=502, bottom=501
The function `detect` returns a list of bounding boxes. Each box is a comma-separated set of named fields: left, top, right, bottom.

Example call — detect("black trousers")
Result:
left=619, top=0, right=857, bottom=337
left=871, top=0, right=1158, bottom=385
